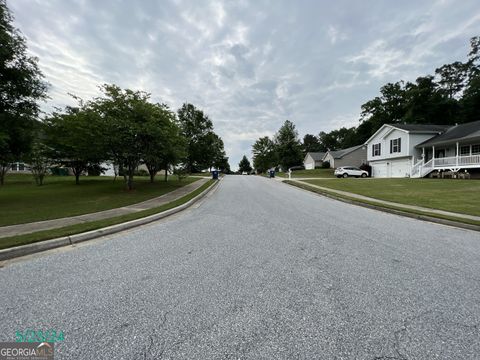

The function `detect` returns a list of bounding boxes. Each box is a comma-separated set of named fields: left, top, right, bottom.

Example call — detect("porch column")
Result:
left=432, top=146, right=435, bottom=167
left=422, top=147, right=425, bottom=162
left=456, top=142, right=459, bottom=166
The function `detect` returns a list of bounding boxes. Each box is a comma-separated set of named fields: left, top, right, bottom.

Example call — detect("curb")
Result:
left=0, top=179, right=220, bottom=261
left=283, top=180, right=480, bottom=232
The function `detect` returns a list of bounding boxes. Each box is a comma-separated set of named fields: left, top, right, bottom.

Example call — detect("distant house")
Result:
left=303, top=152, right=325, bottom=170
left=9, top=162, right=30, bottom=174
left=365, top=121, right=480, bottom=178
left=322, top=145, right=367, bottom=169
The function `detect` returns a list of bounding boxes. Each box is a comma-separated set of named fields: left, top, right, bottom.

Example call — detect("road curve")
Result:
left=1, top=175, right=480, bottom=359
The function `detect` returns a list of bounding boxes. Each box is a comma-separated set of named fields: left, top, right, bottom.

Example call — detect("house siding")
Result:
left=323, top=153, right=335, bottom=168
left=304, top=154, right=315, bottom=170
left=334, top=147, right=367, bottom=168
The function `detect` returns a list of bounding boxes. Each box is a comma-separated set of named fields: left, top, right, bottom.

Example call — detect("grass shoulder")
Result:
left=284, top=180, right=480, bottom=227
left=300, top=178, right=480, bottom=217
left=0, top=179, right=215, bottom=250
left=0, top=174, right=199, bottom=226
left=271, top=168, right=335, bottom=178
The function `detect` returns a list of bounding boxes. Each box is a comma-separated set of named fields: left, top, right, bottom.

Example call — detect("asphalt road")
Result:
left=1, top=175, right=480, bottom=359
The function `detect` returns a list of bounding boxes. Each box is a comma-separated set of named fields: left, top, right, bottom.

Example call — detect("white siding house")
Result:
left=303, top=152, right=325, bottom=170
left=366, top=124, right=449, bottom=178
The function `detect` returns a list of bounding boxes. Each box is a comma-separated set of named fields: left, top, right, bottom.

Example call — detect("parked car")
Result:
left=241, top=171, right=248, bottom=175
left=334, top=166, right=368, bottom=178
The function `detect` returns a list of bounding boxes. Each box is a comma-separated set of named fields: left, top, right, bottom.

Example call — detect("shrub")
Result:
left=321, top=161, right=330, bottom=169
left=360, top=163, right=371, bottom=176
left=134, top=169, right=149, bottom=176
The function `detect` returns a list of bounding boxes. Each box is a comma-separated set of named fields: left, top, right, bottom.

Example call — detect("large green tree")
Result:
left=318, top=127, right=357, bottom=151
left=141, top=105, right=185, bottom=182
left=177, top=103, right=215, bottom=172
left=238, top=155, right=252, bottom=173
left=0, top=0, right=47, bottom=185
left=45, top=105, right=103, bottom=184
left=274, top=120, right=303, bottom=170
left=302, top=134, right=322, bottom=154
left=252, top=136, right=277, bottom=173
left=90, top=85, right=169, bottom=190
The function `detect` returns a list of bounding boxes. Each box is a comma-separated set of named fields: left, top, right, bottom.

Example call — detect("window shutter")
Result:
left=398, top=138, right=401, bottom=152
left=390, top=140, right=393, bottom=153
left=378, top=143, right=381, bottom=155
left=372, top=144, right=374, bottom=155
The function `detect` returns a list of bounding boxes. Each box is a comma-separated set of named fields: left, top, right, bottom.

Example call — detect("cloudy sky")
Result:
left=10, top=0, right=480, bottom=168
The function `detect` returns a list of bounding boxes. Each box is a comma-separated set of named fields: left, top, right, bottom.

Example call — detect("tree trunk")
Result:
left=73, top=166, right=81, bottom=185
left=126, top=164, right=135, bottom=191
left=0, top=164, right=8, bottom=186
left=146, top=163, right=156, bottom=183
left=127, top=172, right=134, bottom=190
left=164, top=162, right=169, bottom=182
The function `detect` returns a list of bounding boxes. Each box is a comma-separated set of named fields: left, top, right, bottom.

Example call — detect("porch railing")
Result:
left=411, top=154, right=480, bottom=177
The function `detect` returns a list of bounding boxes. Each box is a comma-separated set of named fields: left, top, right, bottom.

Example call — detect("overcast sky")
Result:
left=10, top=0, right=480, bottom=168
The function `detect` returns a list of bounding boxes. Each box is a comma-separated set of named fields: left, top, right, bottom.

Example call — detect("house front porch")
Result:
left=411, top=142, right=480, bottom=178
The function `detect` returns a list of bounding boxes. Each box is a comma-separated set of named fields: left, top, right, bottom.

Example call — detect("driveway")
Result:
left=1, top=175, right=479, bottom=359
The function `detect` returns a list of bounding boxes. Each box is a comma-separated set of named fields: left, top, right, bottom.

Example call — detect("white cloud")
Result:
left=327, top=25, right=347, bottom=44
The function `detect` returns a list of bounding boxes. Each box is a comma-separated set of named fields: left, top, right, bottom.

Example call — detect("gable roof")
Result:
left=327, top=145, right=364, bottom=159
left=416, top=120, right=480, bottom=147
left=389, top=124, right=451, bottom=133
left=305, top=152, right=326, bottom=161
left=365, top=123, right=449, bottom=144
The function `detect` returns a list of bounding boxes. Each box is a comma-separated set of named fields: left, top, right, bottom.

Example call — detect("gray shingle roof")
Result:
left=389, top=123, right=451, bottom=133
left=328, top=145, right=364, bottom=159
left=306, top=152, right=326, bottom=161
left=416, top=120, right=480, bottom=147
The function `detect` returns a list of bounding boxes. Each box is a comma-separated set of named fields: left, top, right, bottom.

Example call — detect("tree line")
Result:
left=252, top=36, right=480, bottom=172
left=0, top=1, right=229, bottom=188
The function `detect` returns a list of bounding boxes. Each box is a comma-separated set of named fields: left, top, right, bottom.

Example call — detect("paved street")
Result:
left=1, top=175, right=480, bottom=359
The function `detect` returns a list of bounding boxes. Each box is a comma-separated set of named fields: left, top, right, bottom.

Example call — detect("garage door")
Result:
left=389, top=159, right=411, bottom=178
left=371, top=163, right=387, bottom=178
left=304, top=161, right=314, bottom=170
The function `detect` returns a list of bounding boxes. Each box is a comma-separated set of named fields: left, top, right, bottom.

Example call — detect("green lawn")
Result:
left=0, top=180, right=215, bottom=250
left=303, top=178, right=480, bottom=216
left=275, top=168, right=335, bottom=178
left=0, top=174, right=198, bottom=226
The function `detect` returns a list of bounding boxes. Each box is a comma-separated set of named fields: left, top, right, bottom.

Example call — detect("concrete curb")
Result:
left=283, top=180, right=480, bottom=232
left=0, top=179, right=220, bottom=261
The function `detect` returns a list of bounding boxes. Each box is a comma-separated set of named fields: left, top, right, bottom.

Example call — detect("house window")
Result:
left=390, top=138, right=401, bottom=153
left=472, top=144, right=480, bottom=155
left=10, top=163, right=17, bottom=171
left=460, top=145, right=470, bottom=156
left=372, top=143, right=381, bottom=156
left=18, top=163, right=25, bottom=171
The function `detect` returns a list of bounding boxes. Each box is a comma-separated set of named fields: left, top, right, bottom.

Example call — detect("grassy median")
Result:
left=301, top=178, right=480, bottom=217
left=0, top=179, right=215, bottom=250
left=0, top=174, right=198, bottom=226
left=272, top=169, right=335, bottom=178
left=284, top=180, right=480, bottom=227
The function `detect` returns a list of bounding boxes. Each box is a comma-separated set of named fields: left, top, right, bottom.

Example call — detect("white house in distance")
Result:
left=303, top=152, right=325, bottom=169
left=365, top=121, right=480, bottom=178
